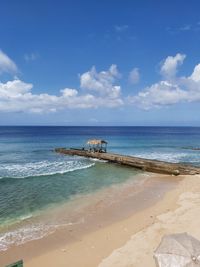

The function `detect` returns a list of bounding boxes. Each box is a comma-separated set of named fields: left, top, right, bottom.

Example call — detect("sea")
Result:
left=0, top=126, right=200, bottom=251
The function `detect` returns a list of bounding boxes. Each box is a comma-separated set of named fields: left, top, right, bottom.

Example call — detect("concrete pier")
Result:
left=55, top=148, right=200, bottom=175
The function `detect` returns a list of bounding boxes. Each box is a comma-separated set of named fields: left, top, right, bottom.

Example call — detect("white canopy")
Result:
left=154, top=233, right=200, bottom=267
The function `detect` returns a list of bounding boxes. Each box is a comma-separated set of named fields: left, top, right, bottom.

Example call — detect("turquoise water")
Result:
left=0, top=126, right=200, bottom=250
left=0, top=160, right=137, bottom=226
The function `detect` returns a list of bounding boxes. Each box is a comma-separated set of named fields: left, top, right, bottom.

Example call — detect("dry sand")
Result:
left=1, top=173, right=200, bottom=267
left=99, top=175, right=200, bottom=267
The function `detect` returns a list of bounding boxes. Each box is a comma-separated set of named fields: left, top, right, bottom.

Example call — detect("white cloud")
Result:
left=128, top=81, right=188, bottom=110
left=80, top=64, right=122, bottom=98
left=0, top=65, right=123, bottom=113
left=128, top=68, right=140, bottom=84
left=0, top=79, right=32, bottom=98
left=60, top=88, right=78, bottom=97
left=129, top=54, right=200, bottom=109
left=160, top=53, right=186, bottom=79
left=0, top=50, right=18, bottom=74
left=3, top=53, right=200, bottom=113
left=189, top=63, right=200, bottom=82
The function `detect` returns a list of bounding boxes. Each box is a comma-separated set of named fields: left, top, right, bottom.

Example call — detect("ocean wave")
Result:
left=0, top=223, right=64, bottom=251
left=89, top=158, right=108, bottom=163
left=133, top=152, right=189, bottom=163
left=0, top=218, right=85, bottom=251
left=0, top=160, right=95, bottom=179
left=19, top=214, right=33, bottom=221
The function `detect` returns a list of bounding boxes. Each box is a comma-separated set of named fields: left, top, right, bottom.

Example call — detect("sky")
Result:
left=1, top=0, right=200, bottom=126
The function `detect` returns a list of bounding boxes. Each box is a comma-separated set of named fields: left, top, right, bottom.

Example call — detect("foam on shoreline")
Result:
left=0, top=172, right=181, bottom=267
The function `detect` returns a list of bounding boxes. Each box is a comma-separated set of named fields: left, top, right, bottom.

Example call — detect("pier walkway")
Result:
left=55, top=148, right=200, bottom=176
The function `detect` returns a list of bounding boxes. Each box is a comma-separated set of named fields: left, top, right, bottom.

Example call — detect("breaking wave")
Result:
left=89, top=158, right=108, bottom=163
left=0, top=160, right=95, bottom=179
left=0, top=221, right=77, bottom=251
left=132, top=152, right=190, bottom=163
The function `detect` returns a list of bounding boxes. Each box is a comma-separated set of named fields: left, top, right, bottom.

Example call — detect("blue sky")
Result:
left=1, top=0, right=200, bottom=125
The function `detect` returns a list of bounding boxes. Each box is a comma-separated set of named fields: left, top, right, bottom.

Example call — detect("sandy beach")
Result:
left=1, top=172, right=200, bottom=267
left=2, top=0, right=200, bottom=266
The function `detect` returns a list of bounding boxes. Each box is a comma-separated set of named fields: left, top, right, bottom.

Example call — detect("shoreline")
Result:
left=0, top=172, right=181, bottom=266
left=99, top=174, right=200, bottom=267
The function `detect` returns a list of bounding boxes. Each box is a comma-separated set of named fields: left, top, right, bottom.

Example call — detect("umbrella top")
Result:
left=154, top=233, right=200, bottom=267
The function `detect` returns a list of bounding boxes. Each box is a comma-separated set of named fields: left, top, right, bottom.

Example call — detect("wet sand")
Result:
left=0, top=173, right=186, bottom=267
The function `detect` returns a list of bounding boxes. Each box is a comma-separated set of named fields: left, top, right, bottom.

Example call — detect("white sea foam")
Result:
left=0, top=218, right=85, bottom=251
left=0, top=160, right=95, bottom=179
left=0, top=223, right=63, bottom=251
left=89, top=158, right=108, bottom=163
left=19, top=214, right=33, bottom=221
left=133, top=152, right=189, bottom=163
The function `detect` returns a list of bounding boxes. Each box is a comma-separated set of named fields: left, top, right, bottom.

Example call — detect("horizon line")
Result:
left=0, top=125, right=200, bottom=127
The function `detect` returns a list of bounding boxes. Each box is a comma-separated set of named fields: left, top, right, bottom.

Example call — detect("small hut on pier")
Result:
left=86, top=139, right=107, bottom=153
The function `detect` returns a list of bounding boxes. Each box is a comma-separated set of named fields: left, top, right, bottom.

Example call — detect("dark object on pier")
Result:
left=86, top=139, right=107, bottom=153
left=6, top=260, right=23, bottom=267
left=55, top=148, right=200, bottom=176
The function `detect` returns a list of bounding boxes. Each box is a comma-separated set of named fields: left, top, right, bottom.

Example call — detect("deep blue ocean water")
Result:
left=0, top=126, right=200, bottom=250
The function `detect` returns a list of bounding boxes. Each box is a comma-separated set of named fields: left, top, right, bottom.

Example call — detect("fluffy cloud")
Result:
left=0, top=65, right=123, bottom=113
left=160, top=53, right=186, bottom=79
left=128, top=68, right=140, bottom=84
left=128, top=81, right=188, bottom=109
left=80, top=64, right=122, bottom=98
left=61, top=88, right=78, bottom=97
left=129, top=54, right=200, bottom=109
left=0, top=50, right=18, bottom=74
left=190, top=64, right=200, bottom=82
left=2, top=51, right=200, bottom=113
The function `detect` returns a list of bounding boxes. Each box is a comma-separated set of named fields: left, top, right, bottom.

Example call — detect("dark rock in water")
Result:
left=182, top=147, right=200, bottom=150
